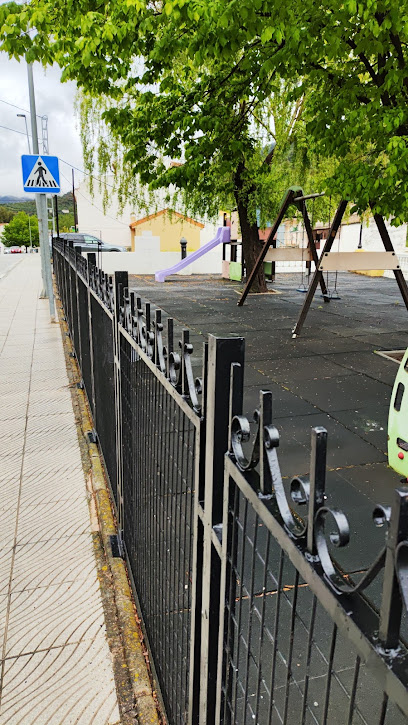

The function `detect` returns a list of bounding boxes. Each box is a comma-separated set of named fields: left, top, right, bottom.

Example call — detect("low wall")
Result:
left=89, top=239, right=222, bottom=276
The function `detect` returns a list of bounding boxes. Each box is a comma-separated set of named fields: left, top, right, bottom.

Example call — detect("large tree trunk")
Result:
left=234, top=162, right=267, bottom=293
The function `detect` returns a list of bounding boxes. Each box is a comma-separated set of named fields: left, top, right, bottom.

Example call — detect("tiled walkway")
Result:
left=0, top=256, right=120, bottom=724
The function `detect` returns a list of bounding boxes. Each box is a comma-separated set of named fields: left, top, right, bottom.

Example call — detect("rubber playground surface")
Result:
left=130, top=271, right=408, bottom=581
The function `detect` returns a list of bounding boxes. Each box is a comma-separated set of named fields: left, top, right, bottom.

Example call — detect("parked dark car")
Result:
left=52, top=233, right=126, bottom=252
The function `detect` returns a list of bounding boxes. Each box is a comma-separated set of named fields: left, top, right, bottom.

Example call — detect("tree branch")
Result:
left=390, top=32, right=405, bottom=68
left=250, top=111, right=276, bottom=140
left=308, top=61, right=370, bottom=104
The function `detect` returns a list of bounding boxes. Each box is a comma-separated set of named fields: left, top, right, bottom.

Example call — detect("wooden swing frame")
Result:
left=292, top=202, right=408, bottom=336
left=237, top=188, right=329, bottom=306
left=238, top=192, right=408, bottom=337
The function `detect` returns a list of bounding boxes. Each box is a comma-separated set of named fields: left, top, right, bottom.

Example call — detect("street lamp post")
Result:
left=28, top=215, right=32, bottom=253
left=16, top=113, right=31, bottom=153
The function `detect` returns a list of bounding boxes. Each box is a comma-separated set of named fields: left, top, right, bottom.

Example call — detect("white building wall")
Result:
left=76, top=180, right=133, bottom=248
left=339, top=219, right=407, bottom=252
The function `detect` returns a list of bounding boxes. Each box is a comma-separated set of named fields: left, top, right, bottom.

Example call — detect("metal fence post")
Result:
left=61, top=239, right=68, bottom=322
left=67, top=241, right=75, bottom=336
left=86, top=252, right=97, bottom=431
left=200, top=335, right=245, bottom=724
left=113, top=271, right=128, bottom=538
left=71, top=247, right=81, bottom=362
left=379, top=487, right=408, bottom=648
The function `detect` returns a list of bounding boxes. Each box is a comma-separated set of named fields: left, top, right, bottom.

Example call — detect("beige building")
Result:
left=130, top=209, right=204, bottom=253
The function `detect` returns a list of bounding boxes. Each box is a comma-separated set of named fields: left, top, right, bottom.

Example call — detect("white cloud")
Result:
left=0, top=54, right=84, bottom=197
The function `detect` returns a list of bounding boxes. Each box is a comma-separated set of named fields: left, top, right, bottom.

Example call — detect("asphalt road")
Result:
left=0, top=254, right=24, bottom=280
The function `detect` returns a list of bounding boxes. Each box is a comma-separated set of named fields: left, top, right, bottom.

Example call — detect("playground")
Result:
left=129, top=269, right=406, bottom=571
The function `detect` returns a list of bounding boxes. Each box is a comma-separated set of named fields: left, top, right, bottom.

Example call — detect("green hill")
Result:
left=0, top=192, right=75, bottom=231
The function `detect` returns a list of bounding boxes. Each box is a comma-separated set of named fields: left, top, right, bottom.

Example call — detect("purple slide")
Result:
left=155, top=226, right=230, bottom=282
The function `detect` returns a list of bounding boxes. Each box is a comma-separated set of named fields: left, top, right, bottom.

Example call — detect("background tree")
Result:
left=1, top=192, right=75, bottom=231
left=0, top=206, right=15, bottom=223
left=2, top=211, right=39, bottom=247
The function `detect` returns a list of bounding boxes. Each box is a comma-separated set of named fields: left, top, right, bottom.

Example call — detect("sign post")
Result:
left=26, top=62, right=55, bottom=321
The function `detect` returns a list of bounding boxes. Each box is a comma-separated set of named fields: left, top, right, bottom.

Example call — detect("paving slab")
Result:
left=287, top=373, right=392, bottom=412
left=0, top=635, right=119, bottom=725
left=252, top=354, right=356, bottom=384
left=11, top=536, right=97, bottom=593
left=0, top=257, right=120, bottom=724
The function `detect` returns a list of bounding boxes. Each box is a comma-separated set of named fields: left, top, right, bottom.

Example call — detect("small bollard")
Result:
left=180, top=237, right=187, bottom=259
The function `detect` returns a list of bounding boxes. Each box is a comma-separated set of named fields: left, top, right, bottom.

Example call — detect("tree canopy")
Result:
left=1, top=211, right=39, bottom=247
left=2, top=0, right=407, bottom=285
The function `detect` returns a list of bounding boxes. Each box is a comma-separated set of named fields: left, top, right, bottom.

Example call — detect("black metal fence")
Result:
left=53, top=239, right=408, bottom=725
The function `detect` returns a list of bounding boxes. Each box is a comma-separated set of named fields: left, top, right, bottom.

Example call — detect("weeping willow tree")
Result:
left=77, top=77, right=337, bottom=291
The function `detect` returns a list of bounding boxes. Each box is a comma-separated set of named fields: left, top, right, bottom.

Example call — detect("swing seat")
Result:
left=265, top=247, right=312, bottom=263
left=319, top=251, right=400, bottom=272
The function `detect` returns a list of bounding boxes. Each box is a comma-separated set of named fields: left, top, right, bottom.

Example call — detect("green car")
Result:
left=388, top=349, right=408, bottom=478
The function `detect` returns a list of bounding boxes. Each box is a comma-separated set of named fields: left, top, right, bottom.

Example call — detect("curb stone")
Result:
left=55, top=293, right=162, bottom=725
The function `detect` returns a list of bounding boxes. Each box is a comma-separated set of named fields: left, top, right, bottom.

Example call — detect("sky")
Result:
left=0, top=53, right=85, bottom=198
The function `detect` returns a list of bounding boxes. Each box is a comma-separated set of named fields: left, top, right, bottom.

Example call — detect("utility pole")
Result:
left=27, top=63, right=55, bottom=320
left=72, top=168, right=78, bottom=232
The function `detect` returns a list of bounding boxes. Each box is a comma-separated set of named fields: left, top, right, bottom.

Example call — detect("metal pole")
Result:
left=16, top=114, right=31, bottom=153
left=27, top=62, right=55, bottom=320
left=358, top=223, right=363, bottom=249
left=72, top=168, right=78, bottom=232
left=28, top=216, right=32, bottom=252
left=54, top=195, right=60, bottom=237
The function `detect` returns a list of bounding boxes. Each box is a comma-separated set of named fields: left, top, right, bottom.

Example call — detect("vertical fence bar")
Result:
left=74, top=248, right=83, bottom=369
left=67, top=240, right=74, bottom=337
left=307, top=426, right=327, bottom=556
left=87, top=252, right=97, bottom=427
left=188, top=342, right=208, bottom=725
left=379, top=488, right=408, bottom=648
left=113, top=271, right=128, bottom=532
left=200, top=335, right=245, bottom=724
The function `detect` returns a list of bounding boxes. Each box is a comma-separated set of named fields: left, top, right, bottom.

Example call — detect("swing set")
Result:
left=237, top=188, right=408, bottom=336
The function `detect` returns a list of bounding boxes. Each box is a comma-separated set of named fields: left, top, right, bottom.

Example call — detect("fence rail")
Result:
left=53, top=239, right=408, bottom=725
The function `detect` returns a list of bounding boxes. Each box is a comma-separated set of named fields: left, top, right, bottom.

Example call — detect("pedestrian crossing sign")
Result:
left=21, top=154, right=60, bottom=193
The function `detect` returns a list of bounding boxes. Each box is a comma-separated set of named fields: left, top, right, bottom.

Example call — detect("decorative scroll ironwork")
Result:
left=88, top=265, right=114, bottom=312
left=121, top=288, right=203, bottom=414
left=75, top=249, right=88, bottom=279
left=228, top=365, right=408, bottom=647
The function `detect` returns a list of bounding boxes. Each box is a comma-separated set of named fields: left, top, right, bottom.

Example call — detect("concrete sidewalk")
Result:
left=0, top=256, right=120, bottom=723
